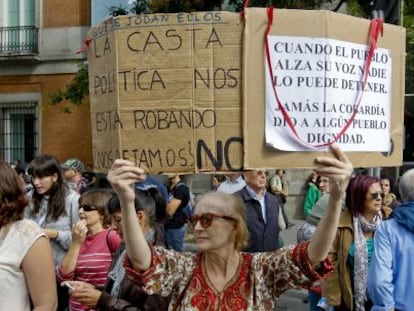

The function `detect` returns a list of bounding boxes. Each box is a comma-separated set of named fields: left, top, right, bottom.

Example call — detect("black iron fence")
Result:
left=0, top=26, right=39, bottom=54
left=0, top=103, right=38, bottom=164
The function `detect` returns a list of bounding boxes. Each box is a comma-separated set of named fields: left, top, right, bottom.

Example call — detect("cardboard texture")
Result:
left=243, top=8, right=406, bottom=168
left=88, top=12, right=243, bottom=173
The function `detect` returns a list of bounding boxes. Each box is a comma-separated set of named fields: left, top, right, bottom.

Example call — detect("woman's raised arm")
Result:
left=308, top=146, right=353, bottom=265
left=107, top=159, right=152, bottom=271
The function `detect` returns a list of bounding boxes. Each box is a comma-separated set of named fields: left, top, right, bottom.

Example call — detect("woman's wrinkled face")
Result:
left=380, top=178, right=391, bottom=195
left=364, top=182, right=383, bottom=215
left=32, top=174, right=58, bottom=194
left=192, top=196, right=236, bottom=253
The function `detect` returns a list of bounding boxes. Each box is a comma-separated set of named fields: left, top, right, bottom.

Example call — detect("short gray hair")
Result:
left=399, top=169, right=414, bottom=202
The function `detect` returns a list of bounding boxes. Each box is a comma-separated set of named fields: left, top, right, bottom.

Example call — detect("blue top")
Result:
left=135, top=176, right=169, bottom=204
left=367, top=202, right=414, bottom=311
left=347, top=237, right=374, bottom=278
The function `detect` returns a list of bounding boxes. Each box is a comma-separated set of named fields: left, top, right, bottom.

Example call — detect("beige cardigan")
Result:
left=324, top=207, right=392, bottom=310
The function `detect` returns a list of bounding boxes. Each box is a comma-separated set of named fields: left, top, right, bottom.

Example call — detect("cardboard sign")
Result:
left=243, top=8, right=405, bottom=168
left=265, top=36, right=392, bottom=151
left=88, top=12, right=243, bottom=173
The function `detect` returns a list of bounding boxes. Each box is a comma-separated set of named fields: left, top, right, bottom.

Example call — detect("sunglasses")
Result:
left=370, top=192, right=385, bottom=200
left=189, top=213, right=236, bottom=229
left=79, top=204, right=98, bottom=212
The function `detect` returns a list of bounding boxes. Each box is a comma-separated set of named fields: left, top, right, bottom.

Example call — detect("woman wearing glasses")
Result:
left=107, top=146, right=353, bottom=310
left=63, top=187, right=170, bottom=310
left=323, top=175, right=392, bottom=311
left=57, top=189, right=121, bottom=311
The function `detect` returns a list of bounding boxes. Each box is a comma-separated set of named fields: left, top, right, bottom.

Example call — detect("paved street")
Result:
left=277, top=289, right=309, bottom=311
left=277, top=219, right=309, bottom=311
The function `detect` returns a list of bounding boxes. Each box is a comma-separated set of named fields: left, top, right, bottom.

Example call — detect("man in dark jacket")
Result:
left=235, top=169, right=283, bottom=252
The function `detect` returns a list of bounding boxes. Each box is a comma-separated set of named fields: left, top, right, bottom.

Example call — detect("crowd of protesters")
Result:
left=0, top=148, right=411, bottom=311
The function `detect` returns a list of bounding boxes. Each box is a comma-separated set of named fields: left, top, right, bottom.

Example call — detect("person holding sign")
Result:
left=107, top=146, right=352, bottom=310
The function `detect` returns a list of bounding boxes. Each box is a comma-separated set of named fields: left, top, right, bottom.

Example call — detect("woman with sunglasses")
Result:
left=25, top=154, right=80, bottom=311
left=323, top=175, right=392, bottom=311
left=107, top=146, right=353, bottom=310
left=57, top=189, right=121, bottom=311
left=62, top=187, right=170, bottom=310
left=0, top=161, right=57, bottom=310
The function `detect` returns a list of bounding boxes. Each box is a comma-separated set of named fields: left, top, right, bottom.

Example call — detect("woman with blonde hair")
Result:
left=107, top=146, right=353, bottom=310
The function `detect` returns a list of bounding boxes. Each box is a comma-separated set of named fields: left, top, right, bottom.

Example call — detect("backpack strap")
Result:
left=105, top=229, right=115, bottom=255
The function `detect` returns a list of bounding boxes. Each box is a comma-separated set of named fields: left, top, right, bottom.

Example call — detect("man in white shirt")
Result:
left=217, top=173, right=246, bottom=194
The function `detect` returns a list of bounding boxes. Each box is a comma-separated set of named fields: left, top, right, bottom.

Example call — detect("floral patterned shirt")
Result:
left=124, top=242, right=332, bottom=311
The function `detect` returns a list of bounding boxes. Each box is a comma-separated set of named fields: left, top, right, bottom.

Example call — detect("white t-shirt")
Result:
left=0, top=219, right=46, bottom=310
left=217, top=176, right=246, bottom=194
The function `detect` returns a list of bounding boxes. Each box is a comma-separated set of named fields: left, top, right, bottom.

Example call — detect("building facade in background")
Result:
left=0, top=0, right=92, bottom=165
left=0, top=1, right=409, bottom=214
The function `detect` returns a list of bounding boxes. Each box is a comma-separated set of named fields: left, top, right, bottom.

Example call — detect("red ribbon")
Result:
left=76, top=37, right=92, bottom=55
left=264, top=7, right=384, bottom=148
left=240, top=0, right=250, bottom=20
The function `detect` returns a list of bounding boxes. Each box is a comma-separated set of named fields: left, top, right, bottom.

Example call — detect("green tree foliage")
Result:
left=108, top=5, right=129, bottom=16
left=228, top=0, right=332, bottom=10
left=150, top=0, right=222, bottom=12
left=117, top=0, right=223, bottom=14
left=49, top=62, right=89, bottom=113
left=346, top=0, right=366, bottom=17
left=405, top=1, right=414, bottom=95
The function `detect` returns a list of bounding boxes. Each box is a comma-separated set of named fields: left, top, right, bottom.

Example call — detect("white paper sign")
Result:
left=265, top=36, right=392, bottom=151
